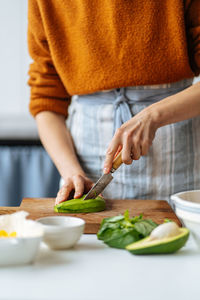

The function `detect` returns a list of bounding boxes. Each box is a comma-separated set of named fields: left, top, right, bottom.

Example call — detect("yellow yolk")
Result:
left=0, top=230, right=17, bottom=238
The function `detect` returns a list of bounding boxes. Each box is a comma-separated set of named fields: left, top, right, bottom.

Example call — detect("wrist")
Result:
left=144, top=104, right=162, bottom=129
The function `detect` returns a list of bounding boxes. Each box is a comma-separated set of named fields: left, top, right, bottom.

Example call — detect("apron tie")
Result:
left=113, top=88, right=133, bottom=134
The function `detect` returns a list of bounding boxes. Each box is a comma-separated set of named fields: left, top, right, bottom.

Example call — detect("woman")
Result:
left=27, top=0, right=200, bottom=204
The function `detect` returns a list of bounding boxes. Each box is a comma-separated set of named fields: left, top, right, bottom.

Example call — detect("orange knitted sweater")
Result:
left=28, top=0, right=200, bottom=117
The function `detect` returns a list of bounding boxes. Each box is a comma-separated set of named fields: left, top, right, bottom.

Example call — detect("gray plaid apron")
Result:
left=62, top=79, right=200, bottom=201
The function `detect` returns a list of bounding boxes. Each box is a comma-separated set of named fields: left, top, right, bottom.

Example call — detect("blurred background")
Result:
left=0, top=0, right=60, bottom=206
left=0, top=1, right=199, bottom=206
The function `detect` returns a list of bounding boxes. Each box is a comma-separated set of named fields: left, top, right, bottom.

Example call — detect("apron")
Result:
left=61, top=78, right=200, bottom=201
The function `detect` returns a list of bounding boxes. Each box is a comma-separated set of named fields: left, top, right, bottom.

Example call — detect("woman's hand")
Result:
left=103, top=107, right=159, bottom=173
left=55, top=174, right=94, bottom=205
left=104, top=81, right=200, bottom=173
left=35, top=111, right=94, bottom=205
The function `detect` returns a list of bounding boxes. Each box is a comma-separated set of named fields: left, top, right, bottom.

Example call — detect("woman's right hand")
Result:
left=55, top=174, right=94, bottom=205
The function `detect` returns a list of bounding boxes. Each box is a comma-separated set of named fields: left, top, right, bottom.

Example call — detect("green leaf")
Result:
left=134, top=219, right=157, bottom=237
left=164, top=218, right=172, bottom=223
left=124, top=210, right=129, bottom=221
left=130, top=214, right=143, bottom=224
left=106, top=228, right=141, bottom=249
left=97, top=214, right=124, bottom=239
left=97, top=223, right=121, bottom=241
left=103, top=215, right=124, bottom=223
left=97, top=211, right=158, bottom=249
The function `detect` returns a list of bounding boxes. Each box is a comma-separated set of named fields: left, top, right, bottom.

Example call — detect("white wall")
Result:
left=0, top=0, right=31, bottom=116
left=0, top=0, right=38, bottom=138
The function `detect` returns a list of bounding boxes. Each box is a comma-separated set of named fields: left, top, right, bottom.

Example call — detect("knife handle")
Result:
left=112, top=150, right=123, bottom=171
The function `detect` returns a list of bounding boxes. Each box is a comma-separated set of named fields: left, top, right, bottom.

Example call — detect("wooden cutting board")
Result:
left=19, top=198, right=181, bottom=233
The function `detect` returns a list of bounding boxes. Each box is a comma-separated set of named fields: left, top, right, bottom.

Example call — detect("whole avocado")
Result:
left=54, top=195, right=106, bottom=213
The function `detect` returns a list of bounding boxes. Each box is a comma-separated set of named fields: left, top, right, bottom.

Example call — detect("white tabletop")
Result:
left=0, top=234, right=199, bottom=300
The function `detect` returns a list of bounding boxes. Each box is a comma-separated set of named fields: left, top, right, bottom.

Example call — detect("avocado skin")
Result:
left=126, top=228, right=189, bottom=255
left=54, top=195, right=106, bottom=213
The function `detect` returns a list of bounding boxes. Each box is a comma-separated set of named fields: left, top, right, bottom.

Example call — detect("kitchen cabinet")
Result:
left=0, top=143, right=60, bottom=206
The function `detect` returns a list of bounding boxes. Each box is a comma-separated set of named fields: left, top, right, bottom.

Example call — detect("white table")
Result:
left=0, top=234, right=199, bottom=300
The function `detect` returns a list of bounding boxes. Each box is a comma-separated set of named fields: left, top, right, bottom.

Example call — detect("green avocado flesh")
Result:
left=54, top=195, right=106, bottom=213
left=126, top=228, right=189, bottom=255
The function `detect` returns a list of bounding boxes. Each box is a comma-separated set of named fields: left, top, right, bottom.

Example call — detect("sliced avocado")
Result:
left=54, top=195, right=106, bottom=213
left=126, top=228, right=189, bottom=254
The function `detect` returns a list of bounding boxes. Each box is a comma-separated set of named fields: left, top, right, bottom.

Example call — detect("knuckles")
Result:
left=106, top=148, right=115, bottom=155
left=123, top=130, right=132, bottom=140
left=115, top=127, right=123, bottom=137
left=122, top=158, right=133, bottom=165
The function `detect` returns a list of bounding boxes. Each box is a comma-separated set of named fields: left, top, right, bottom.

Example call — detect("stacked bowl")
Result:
left=170, top=190, right=200, bottom=246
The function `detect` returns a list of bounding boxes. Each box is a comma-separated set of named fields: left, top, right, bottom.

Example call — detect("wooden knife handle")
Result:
left=112, top=150, right=123, bottom=170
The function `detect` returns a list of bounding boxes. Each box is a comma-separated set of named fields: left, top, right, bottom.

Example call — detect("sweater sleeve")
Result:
left=185, top=0, right=200, bottom=76
left=27, top=0, right=71, bottom=118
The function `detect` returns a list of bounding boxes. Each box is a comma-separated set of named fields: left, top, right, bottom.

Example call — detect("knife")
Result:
left=83, top=150, right=123, bottom=200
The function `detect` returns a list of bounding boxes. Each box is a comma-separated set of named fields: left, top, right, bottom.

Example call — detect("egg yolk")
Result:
left=0, top=230, right=17, bottom=238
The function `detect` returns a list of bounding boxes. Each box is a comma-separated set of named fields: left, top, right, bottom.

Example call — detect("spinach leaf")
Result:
left=97, top=210, right=158, bottom=249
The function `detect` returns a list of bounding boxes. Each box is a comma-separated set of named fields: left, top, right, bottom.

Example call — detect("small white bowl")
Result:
left=36, top=216, right=85, bottom=250
left=0, top=220, right=43, bottom=266
left=170, top=190, right=200, bottom=246
left=0, top=236, right=43, bottom=266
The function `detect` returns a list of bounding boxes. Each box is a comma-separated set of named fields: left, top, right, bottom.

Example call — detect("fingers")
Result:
left=141, top=139, right=150, bottom=156
left=103, top=116, right=156, bottom=169
left=73, top=175, right=85, bottom=198
left=131, top=135, right=142, bottom=160
left=55, top=181, right=73, bottom=205
left=104, top=129, right=122, bottom=173
left=85, top=178, right=94, bottom=191
left=121, top=132, right=133, bottom=164
left=55, top=175, right=94, bottom=205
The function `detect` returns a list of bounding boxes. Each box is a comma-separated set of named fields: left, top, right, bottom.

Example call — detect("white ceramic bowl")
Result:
left=170, top=190, right=200, bottom=246
left=0, top=221, right=43, bottom=266
left=0, top=236, right=43, bottom=266
left=36, top=216, right=85, bottom=250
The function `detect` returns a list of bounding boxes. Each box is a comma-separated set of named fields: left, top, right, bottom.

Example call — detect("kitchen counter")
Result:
left=0, top=234, right=199, bottom=300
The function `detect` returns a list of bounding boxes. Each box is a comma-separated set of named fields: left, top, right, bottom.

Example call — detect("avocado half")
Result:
left=54, top=195, right=106, bottom=213
left=126, top=228, right=189, bottom=255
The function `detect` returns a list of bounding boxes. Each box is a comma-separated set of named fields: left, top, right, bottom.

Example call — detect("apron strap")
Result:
left=113, top=88, right=133, bottom=133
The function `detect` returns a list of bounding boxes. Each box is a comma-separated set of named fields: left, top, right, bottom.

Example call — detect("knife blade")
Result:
left=83, top=150, right=123, bottom=200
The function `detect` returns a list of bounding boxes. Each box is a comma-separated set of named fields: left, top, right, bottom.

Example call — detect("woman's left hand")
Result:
left=103, top=107, right=159, bottom=173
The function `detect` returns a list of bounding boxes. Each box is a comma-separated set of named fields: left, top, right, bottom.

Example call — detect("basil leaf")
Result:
left=134, top=219, right=157, bottom=237
left=105, top=228, right=141, bottom=249
left=164, top=218, right=172, bottom=223
left=97, top=215, right=125, bottom=239
left=103, top=215, right=124, bottom=223
left=130, top=214, right=143, bottom=224
left=97, top=223, right=121, bottom=241
left=97, top=210, right=158, bottom=249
